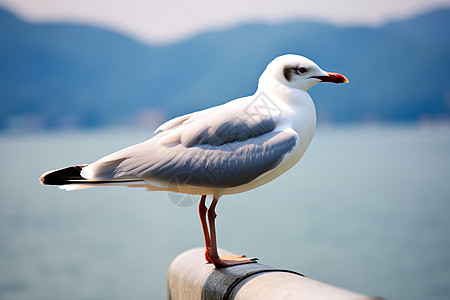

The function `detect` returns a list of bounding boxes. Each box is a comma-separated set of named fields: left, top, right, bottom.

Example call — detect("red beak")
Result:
left=313, top=72, right=349, bottom=84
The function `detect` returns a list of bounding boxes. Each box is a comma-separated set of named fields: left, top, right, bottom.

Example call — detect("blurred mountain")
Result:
left=0, top=7, right=449, bottom=131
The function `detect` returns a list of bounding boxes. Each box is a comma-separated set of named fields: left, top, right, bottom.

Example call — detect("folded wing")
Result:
left=80, top=99, right=299, bottom=188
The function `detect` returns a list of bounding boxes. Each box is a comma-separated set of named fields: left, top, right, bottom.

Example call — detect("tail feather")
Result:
left=40, top=165, right=145, bottom=190
left=40, top=165, right=88, bottom=185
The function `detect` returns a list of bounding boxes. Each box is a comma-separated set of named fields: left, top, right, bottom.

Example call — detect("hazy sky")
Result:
left=1, top=0, right=449, bottom=44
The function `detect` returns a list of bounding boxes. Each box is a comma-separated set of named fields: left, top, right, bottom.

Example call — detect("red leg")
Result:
left=198, top=195, right=211, bottom=262
left=206, top=197, right=257, bottom=268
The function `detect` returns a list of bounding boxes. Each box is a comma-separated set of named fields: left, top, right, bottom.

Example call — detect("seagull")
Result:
left=40, top=54, right=348, bottom=268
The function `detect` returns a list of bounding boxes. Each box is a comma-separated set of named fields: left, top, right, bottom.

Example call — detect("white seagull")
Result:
left=40, top=54, right=348, bottom=267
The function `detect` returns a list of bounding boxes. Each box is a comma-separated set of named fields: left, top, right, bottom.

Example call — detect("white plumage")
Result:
left=40, top=54, right=348, bottom=267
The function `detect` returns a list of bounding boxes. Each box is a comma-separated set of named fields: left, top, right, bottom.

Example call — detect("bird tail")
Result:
left=39, top=165, right=144, bottom=191
left=40, top=165, right=91, bottom=190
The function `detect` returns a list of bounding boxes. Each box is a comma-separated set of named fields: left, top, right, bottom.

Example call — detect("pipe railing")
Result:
left=167, top=248, right=384, bottom=300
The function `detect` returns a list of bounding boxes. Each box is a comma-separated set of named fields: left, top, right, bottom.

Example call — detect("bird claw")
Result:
left=220, top=254, right=258, bottom=261
left=207, top=254, right=258, bottom=268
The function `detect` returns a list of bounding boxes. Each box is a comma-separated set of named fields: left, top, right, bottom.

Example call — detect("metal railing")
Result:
left=167, top=248, right=384, bottom=300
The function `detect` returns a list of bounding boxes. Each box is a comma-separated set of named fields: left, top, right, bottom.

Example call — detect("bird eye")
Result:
left=297, top=67, right=308, bottom=74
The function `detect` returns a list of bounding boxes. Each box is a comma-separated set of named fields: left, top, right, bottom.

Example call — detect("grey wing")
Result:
left=82, top=128, right=298, bottom=188
left=81, top=98, right=297, bottom=188
left=156, top=97, right=279, bottom=147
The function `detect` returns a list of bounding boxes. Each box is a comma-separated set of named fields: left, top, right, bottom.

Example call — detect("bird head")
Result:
left=259, top=54, right=348, bottom=92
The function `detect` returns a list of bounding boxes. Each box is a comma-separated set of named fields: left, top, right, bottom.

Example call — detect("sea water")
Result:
left=0, top=125, right=449, bottom=300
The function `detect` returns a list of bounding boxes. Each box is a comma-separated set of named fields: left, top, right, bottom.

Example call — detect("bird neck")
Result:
left=256, top=81, right=316, bottom=141
left=257, top=79, right=314, bottom=109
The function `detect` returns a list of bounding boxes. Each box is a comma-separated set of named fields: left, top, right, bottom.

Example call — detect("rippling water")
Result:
left=0, top=126, right=449, bottom=300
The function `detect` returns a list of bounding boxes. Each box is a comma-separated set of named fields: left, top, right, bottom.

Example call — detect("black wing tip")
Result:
left=40, top=165, right=87, bottom=185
